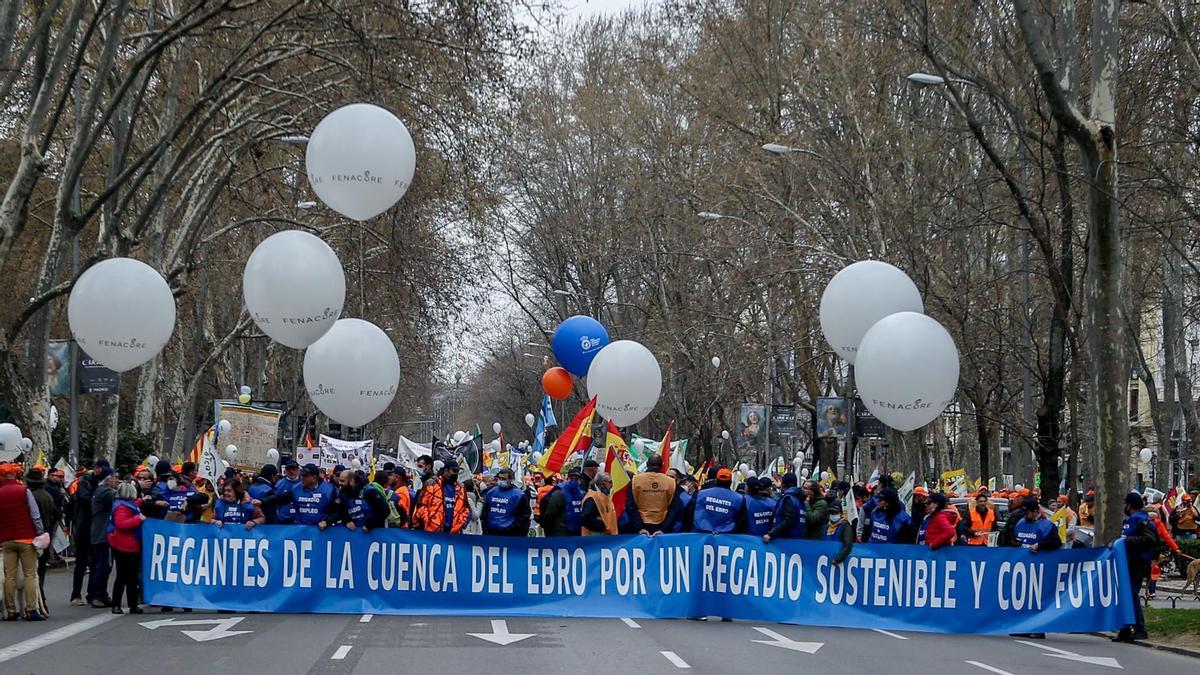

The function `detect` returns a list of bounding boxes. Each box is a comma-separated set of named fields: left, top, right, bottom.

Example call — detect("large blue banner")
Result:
left=142, top=519, right=1134, bottom=634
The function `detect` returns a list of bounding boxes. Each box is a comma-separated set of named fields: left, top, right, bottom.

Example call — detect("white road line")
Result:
left=0, top=613, right=121, bottom=664
left=621, top=617, right=641, bottom=628
left=873, top=628, right=909, bottom=640
left=331, top=645, right=352, bottom=660
left=661, top=651, right=691, bottom=669
left=359, top=614, right=373, bottom=623
left=966, top=661, right=1016, bottom=675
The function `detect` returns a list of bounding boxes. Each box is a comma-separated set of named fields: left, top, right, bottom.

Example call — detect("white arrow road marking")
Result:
left=466, top=619, right=537, bottom=646
left=751, top=626, right=825, bottom=654
left=139, top=617, right=251, bottom=642
left=1014, top=639, right=1123, bottom=669
left=966, top=661, right=1017, bottom=675
left=661, top=651, right=691, bottom=669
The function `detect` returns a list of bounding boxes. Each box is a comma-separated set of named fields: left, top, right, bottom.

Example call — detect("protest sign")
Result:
left=143, top=520, right=1134, bottom=635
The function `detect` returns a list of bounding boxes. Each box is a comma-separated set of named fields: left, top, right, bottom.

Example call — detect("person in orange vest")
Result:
left=411, top=460, right=469, bottom=533
left=580, top=472, right=617, bottom=535
left=626, top=454, right=677, bottom=534
left=1078, top=489, right=1096, bottom=526
left=961, top=491, right=996, bottom=546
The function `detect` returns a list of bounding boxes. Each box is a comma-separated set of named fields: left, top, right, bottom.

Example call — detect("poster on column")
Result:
left=142, top=520, right=1135, bottom=635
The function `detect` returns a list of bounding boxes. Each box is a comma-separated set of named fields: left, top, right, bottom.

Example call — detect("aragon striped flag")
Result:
left=539, top=396, right=597, bottom=475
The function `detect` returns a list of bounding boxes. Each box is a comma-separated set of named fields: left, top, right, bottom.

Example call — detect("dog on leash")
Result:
left=1185, top=558, right=1200, bottom=599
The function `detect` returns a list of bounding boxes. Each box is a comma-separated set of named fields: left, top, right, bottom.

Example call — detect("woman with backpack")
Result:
left=107, top=480, right=145, bottom=615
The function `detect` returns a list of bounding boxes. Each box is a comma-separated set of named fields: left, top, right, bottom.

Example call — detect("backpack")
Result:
left=373, top=483, right=404, bottom=527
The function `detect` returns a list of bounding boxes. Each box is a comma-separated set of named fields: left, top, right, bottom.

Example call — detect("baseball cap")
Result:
left=300, top=463, right=321, bottom=477
left=283, top=459, right=300, bottom=469
left=716, top=468, right=733, bottom=481
left=913, top=487, right=928, bottom=496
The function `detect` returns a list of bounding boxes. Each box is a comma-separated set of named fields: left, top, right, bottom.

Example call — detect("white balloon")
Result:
left=68, top=258, right=176, bottom=372
left=225, top=444, right=238, bottom=459
left=306, top=103, right=416, bottom=221
left=304, top=319, right=400, bottom=428
left=218, top=419, right=232, bottom=434
left=525, top=413, right=535, bottom=427
left=453, top=431, right=467, bottom=444
left=0, top=423, right=21, bottom=452
left=745, top=469, right=757, bottom=478
left=855, top=312, right=960, bottom=432
left=711, top=356, right=721, bottom=368
left=243, top=231, right=346, bottom=349
left=20, top=437, right=32, bottom=452
left=351, top=458, right=363, bottom=470
left=820, top=471, right=830, bottom=481
left=820, top=260, right=923, bottom=364
left=49, top=406, right=59, bottom=431
left=801, top=468, right=811, bottom=478
left=148, top=455, right=160, bottom=468
left=267, top=449, right=280, bottom=463
left=239, top=385, right=252, bottom=396
left=1139, top=447, right=1153, bottom=463
left=222, top=460, right=230, bottom=469
left=493, top=422, right=502, bottom=435
left=739, top=463, right=750, bottom=474
left=721, top=429, right=730, bottom=440
left=586, top=340, right=662, bottom=427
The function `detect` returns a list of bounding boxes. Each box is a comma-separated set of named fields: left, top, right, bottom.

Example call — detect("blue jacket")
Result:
left=1121, top=510, right=1157, bottom=561
left=669, top=490, right=694, bottom=533
left=215, top=499, right=256, bottom=524
left=292, top=481, right=337, bottom=526
left=1014, top=516, right=1061, bottom=550
left=745, top=495, right=778, bottom=537
left=482, top=485, right=531, bottom=535
left=153, top=481, right=199, bottom=522
left=560, top=480, right=587, bottom=535
left=247, top=478, right=277, bottom=523
left=690, top=486, right=746, bottom=534
left=273, top=477, right=302, bottom=523
left=869, top=509, right=915, bottom=544
left=769, top=487, right=807, bottom=539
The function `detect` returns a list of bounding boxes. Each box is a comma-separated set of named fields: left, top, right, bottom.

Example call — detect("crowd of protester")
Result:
left=0, top=451, right=1194, bottom=643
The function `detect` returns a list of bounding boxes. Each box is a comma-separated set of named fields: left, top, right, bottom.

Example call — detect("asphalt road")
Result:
left=0, top=566, right=1195, bottom=674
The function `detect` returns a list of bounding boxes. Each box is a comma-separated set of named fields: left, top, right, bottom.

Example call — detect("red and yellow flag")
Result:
left=604, top=421, right=632, bottom=517
left=659, top=421, right=674, bottom=474
left=540, top=396, right=597, bottom=474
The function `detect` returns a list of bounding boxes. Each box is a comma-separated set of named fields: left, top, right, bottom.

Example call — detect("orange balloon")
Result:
left=542, top=367, right=573, bottom=400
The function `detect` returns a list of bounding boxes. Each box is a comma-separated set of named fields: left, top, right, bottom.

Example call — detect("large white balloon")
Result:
left=0, top=424, right=21, bottom=453
left=243, top=231, right=346, bottom=349
left=267, top=448, right=280, bottom=463
left=524, top=413, right=535, bottom=427
left=225, top=444, right=238, bottom=460
left=1139, top=447, right=1153, bottom=463
left=819, top=260, right=923, bottom=364
left=20, top=438, right=32, bottom=452
left=68, top=258, right=175, bottom=372
left=586, top=340, right=662, bottom=427
left=305, top=104, right=416, bottom=221
left=855, top=312, right=960, bottom=432
left=303, top=318, right=400, bottom=428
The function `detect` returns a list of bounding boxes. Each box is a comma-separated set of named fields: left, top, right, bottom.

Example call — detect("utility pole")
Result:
left=68, top=83, right=81, bottom=466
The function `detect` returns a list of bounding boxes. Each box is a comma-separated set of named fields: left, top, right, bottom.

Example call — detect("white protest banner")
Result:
left=295, top=447, right=321, bottom=466
left=319, top=434, right=373, bottom=466
left=215, top=402, right=282, bottom=469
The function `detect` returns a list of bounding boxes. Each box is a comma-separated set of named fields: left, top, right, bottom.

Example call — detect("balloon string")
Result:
left=359, top=218, right=366, bottom=317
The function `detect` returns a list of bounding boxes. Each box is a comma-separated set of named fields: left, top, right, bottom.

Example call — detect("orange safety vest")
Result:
left=393, top=487, right=412, bottom=524
left=966, top=507, right=995, bottom=545
left=631, top=472, right=675, bottom=525
left=68, top=477, right=79, bottom=496
left=581, top=490, right=618, bottom=535
left=536, top=484, right=555, bottom=517
left=412, top=479, right=470, bottom=533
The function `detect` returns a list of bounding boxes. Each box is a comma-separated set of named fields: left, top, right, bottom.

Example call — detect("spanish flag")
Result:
left=604, top=421, right=631, bottom=517
left=659, top=421, right=674, bottom=474
left=539, top=396, right=597, bottom=474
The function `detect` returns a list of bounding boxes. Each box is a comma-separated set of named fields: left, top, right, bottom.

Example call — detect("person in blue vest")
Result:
left=1011, top=497, right=1061, bottom=552
left=668, top=471, right=696, bottom=533
left=688, top=468, right=746, bottom=534
left=340, top=470, right=388, bottom=532
left=247, top=464, right=279, bottom=523
left=763, top=472, right=806, bottom=543
left=291, top=464, right=339, bottom=529
left=272, top=460, right=303, bottom=524
left=481, top=468, right=532, bottom=536
left=744, top=477, right=778, bottom=537
left=868, top=488, right=916, bottom=544
left=823, top=499, right=854, bottom=565
left=558, top=467, right=589, bottom=536
left=1114, top=492, right=1161, bottom=642
left=212, top=478, right=265, bottom=530
left=150, top=461, right=202, bottom=522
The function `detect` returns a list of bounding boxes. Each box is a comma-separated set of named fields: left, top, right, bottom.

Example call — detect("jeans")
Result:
left=1177, top=531, right=1197, bottom=540
left=1127, top=561, right=1148, bottom=635
left=111, top=550, right=140, bottom=610
left=1, top=540, right=39, bottom=614
left=71, top=534, right=91, bottom=600
left=86, top=542, right=110, bottom=603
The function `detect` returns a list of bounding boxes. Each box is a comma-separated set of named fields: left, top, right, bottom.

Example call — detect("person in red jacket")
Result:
left=107, top=481, right=145, bottom=614
left=0, top=462, right=46, bottom=621
left=919, top=493, right=958, bottom=550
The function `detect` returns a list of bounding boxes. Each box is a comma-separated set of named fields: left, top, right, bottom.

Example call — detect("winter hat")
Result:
left=154, top=460, right=173, bottom=478
left=929, top=493, right=948, bottom=509
left=1125, top=492, right=1144, bottom=510
left=781, top=472, right=798, bottom=488
left=259, top=464, right=278, bottom=480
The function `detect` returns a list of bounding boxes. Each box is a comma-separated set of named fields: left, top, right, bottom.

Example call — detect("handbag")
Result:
left=32, top=532, right=50, bottom=551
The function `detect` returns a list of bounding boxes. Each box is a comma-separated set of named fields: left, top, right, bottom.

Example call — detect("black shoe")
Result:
left=3, top=612, right=19, bottom=622
left=111, top=606, right=123, bottom=615
left=1131, top=631, right=1149, bottom=641
left=129, top=607, right=143, bottom=615
left=159, top=607, right=174, bottom=613
left=89, top=599, right=107, bottom=609
left=182, top=607, right=192, bottom=613
left=1112, top=629, right=1133, bottom=643
left=25, top=611, right=46, bottom=622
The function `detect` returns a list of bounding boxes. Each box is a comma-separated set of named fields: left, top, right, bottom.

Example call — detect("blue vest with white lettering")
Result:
left=347, top=493, right=374, bottom=528
left=869, top=510, right=912, bottom=543
left=291, top=482, right=335, bottom=525
left=484, top=485, right=523, bottom=530
left=156, top=482, right=198, bottom=522
left=1014, top=516, right=1056, bottom=549
left=1121, top=510, right=1156, bottom=560
left=214, top=499, right=255, bottom=524
left=773, top=487, right=807, bottom=538
left=744, top=495, right=778, bottom=536
left=560, top=480, right=587, bottom=535
left=670, top=491, right=694, bottom=533
left=274, top=477, right=301, bottom=523
left=916, top=514, right=933, bottom=545
left=824, top=520, right=850, bottom=542
left=692, top=487, right=744, bottom=534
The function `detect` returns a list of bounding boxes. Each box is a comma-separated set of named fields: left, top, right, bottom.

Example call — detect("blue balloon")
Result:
left=552, top=315, right=610, bottom=377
